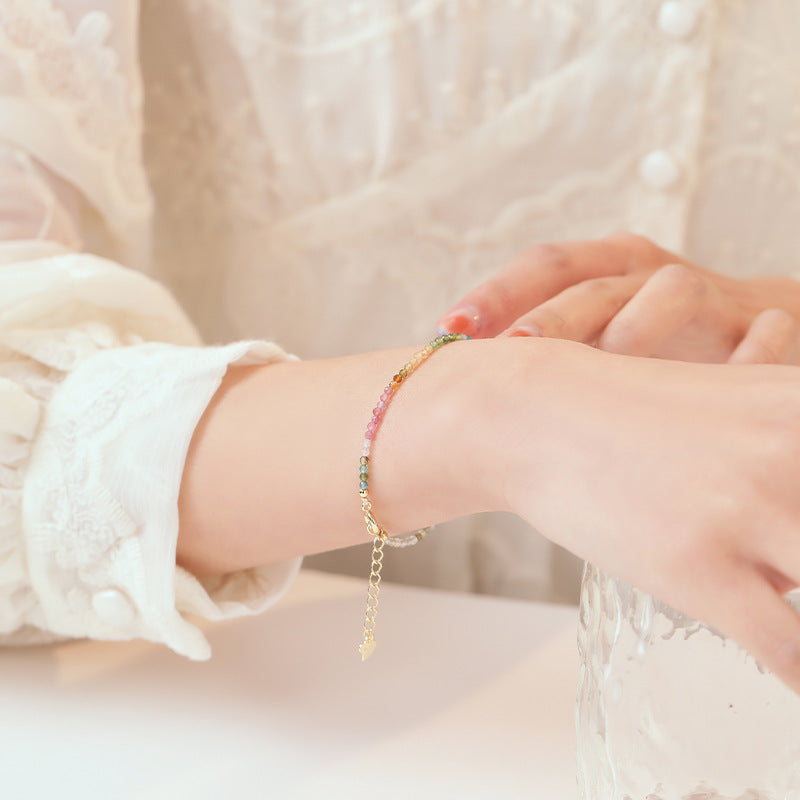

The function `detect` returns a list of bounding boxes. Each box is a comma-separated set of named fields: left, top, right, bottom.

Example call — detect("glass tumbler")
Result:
left=577, top=563, right=800, bottom=800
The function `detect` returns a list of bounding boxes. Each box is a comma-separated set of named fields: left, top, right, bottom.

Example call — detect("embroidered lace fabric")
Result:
left=1, top=0, right=800, bottom=654
left=0, top=248, right=300, bottom=658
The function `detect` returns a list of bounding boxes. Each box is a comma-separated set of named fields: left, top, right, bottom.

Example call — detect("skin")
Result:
left=178, top=336, right=800, bottom=695
left=436, top=232, right=800, bottom=364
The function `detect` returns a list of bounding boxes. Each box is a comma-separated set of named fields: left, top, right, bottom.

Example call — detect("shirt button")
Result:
left=638, top=149, right=681, bottom=190
left=657, top=1, right=700, bottom=39
left=92, top=588, right=135, bottom=628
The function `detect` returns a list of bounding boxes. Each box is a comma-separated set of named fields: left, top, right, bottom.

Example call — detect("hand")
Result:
left=490, top=337, right=800, bottom=694
left=436, top=232, right=800, bottom=364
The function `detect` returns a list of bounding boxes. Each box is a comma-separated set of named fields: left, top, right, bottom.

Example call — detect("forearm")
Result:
left=176, top=338, right=523, bottom=576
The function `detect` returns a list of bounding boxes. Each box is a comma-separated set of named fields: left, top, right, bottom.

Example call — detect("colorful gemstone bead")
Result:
left=359, top=333, right=469, bottom=514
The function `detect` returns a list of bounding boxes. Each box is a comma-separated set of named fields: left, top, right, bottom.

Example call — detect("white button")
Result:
left=638, top=149, right=681, bottom=190
left=92, top=589, right=135, bottom=627
left=657, top=1, right=700, bottom=39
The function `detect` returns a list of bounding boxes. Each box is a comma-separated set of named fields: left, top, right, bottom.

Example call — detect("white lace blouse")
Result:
left=1, top=0, right=799, bottom=658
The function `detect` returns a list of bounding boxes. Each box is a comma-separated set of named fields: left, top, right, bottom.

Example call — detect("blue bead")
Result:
left=360, top=465, right=368, bottom=474
left=359, top=480, right=369, bottom=491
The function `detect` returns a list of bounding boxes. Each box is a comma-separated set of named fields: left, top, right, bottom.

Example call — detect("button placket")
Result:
left=638, top=149, right=681, bottom=191
left=657, top=1, right=702, bottom=41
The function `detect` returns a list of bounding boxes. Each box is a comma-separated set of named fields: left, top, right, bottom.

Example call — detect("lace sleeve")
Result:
left=0, top=253, right=301, bottom=659
left=0, top=2, right=301, bottom=658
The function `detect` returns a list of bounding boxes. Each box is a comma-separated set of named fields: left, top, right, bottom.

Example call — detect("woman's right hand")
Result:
left=486, top=337, right=800, bottom=694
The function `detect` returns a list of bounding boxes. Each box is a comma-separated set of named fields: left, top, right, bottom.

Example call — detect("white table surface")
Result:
left=1, top=569, right=580, bottom=800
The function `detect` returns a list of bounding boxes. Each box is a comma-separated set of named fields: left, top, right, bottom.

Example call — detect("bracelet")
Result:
left=358, top=332, right=470, bottom=660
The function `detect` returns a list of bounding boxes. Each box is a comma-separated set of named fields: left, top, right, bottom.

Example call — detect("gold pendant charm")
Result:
left=358, top=638, right=376, bottom=661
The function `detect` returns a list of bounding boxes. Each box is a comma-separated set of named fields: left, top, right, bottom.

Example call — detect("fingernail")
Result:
left=437, top=305, right=482, bottom=336
left=503, top=325, right=542, bottom=338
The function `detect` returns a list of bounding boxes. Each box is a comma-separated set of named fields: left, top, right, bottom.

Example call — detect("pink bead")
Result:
left=365, top=430, right=375, bottom=439
left=381, top=391, right=391, bottom=401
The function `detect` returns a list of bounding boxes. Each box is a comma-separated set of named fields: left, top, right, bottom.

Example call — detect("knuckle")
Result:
left=756, top=343, right=783, bottom=365
left=482, top=276, right=513, bottom=311
left=600, top=316, right=642, bottom=353
left=656, top=262, right=706, bottom=297
left=747, top=335, right=784, bottom=365
left=521, top=242, right=570, bottom=273
left=584, top=277, right=618, bottom=297
left=527, top=307, right=567, bottom=336
left=759, top=308, right=798, bottom=338
left=740, top=309, right=800, bottom=365
left=603, top=230, right=658, bottom=259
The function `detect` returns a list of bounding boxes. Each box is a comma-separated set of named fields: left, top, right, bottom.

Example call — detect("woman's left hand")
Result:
left=436, top=232, right=800, bottom=364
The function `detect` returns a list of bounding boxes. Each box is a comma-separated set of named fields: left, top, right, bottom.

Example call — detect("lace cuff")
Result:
left=0, top=252, right=301, bottom=660
left=17, top=340, right=301, bottom=660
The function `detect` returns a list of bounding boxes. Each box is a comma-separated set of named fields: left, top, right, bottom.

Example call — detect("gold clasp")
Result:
left=363, top=508, right=383, bottom=537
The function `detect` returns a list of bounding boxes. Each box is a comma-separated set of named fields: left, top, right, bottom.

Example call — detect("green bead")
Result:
left=359, top=480, right=369, bottom=491
left=360, top=465, right=368, bottom=475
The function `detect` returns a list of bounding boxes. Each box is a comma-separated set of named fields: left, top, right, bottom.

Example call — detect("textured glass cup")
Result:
left=577, top=563, right=800, bottom=800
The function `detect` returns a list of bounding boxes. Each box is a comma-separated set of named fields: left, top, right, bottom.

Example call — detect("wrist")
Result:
left=369, top=336, right=569, bottom=531
left=365, top=338, right=503, bottom=532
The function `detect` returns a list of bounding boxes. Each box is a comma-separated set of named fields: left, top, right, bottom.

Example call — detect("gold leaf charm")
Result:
left=358, top=638, right=376, bottom=661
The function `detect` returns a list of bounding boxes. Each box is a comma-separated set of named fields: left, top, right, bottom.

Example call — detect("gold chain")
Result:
left=358, top=532, right=385, bottom=660
left=356, top=333, right=470, bottom=660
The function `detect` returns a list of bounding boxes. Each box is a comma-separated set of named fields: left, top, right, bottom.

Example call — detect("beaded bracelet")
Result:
left=358, top=332, right=470, bottom=660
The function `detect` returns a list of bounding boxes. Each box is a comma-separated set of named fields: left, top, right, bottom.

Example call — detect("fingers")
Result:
left=711, top=567, right=800, bottom=695
left=728, top=308, right=800, bottom=365
left=499, top=274, right=645, bottom=343
left=437, top=234, right=656, bottom=338
left=596, top=263, right=707, bottom=356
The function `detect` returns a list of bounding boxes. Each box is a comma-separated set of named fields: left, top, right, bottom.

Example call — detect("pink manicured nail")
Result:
left=437, top=305, right=482, bottom=336
left=503, top=325, right=542, bottom=338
